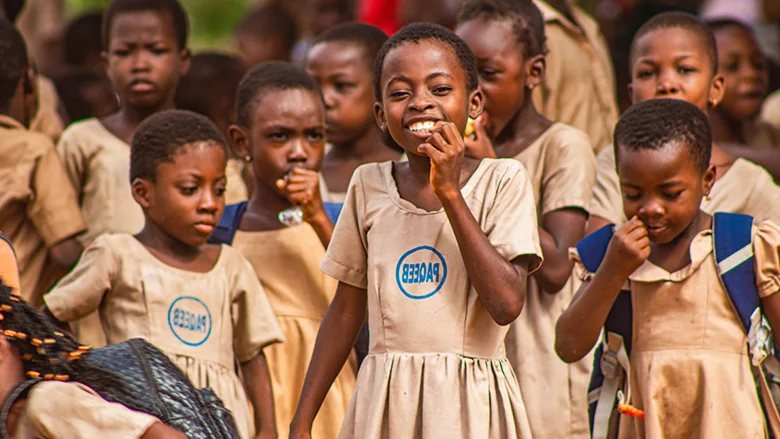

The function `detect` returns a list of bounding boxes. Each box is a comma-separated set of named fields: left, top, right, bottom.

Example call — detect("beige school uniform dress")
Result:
left=30, top=76, right=64, bottom=143
left=591, top=147, right=780, bottom=224
left=226, top=159, right=249, bottom=204
left=233, top=225, right=356, bottom=438
left=43, top=234, right=285, bottom=439
left=571, top=222, right=780, bottom=438
left=504, top=123, right=596, bottom=439
left=322, top=159, right=543, bottom=439
left=13, top=381, right=158, bottom=439
left=56, top=118, right=145, bottom=245
left=761, top=90, right=780, bottom=130
left=533, top=0, right=619, bottom=153
left=0, top=115, right=86, bottom=305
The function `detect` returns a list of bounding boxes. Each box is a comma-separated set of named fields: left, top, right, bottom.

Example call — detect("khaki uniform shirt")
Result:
left=30, top=76, right=64, bottom=142
left=322, top=159, right=543, bottom=438
left=13, top=381, right=157, bottom=439
left=0, top=115, right=86, bottom=305
left=533, top=0, right=619, bottom=153
left=55, top=118, right=144, bottom=244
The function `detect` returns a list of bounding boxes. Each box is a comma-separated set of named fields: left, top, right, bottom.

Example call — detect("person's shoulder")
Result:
left=88, top=233, right=136, bottom=255
left=731, top=158, right=774, bottom=185
left=481, top=157, right=530, bottom=185
left=352, top=161, right=392, bottom=193
left=26, top=381, right=99, bottom=417
left=58, top=118, right=105, bottom=144
left=544, top=123, right=593, bottom=151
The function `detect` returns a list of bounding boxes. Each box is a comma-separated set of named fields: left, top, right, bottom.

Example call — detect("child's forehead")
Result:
left=309, top=41, right=369, bottom=67
left=382, top=39, right=463, bottom=82
left=109, top=10, right=177, bottom=42
left=457, top=18, right=522, bottom=59
left=714, top=25, right=759, bottom=51
left=252, top=88, right=325, bottom=120
left=616, top=141, right=699, bottom=177
left=633, top=27, right=709, bottom=62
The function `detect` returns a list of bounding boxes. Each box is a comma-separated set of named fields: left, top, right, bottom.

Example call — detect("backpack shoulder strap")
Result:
left=1, top=379, right=42, bottom=439
left=208, top=202, right=248, bottom=246
left=576, top=224, right=615, bottom=273
left=713, top=212, right=757, bottom=332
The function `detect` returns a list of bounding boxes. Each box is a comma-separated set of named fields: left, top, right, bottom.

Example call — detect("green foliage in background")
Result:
left=65, top=0, right=250, bottom=51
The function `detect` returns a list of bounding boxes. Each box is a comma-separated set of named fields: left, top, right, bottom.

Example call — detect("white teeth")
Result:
left=409, top=121, right=436, bottom=132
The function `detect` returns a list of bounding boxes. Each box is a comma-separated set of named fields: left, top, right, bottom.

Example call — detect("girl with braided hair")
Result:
left=0, top=238, right=185, bottom=438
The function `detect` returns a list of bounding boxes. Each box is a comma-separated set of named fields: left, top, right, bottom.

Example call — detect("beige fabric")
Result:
left=13, top=381, right=158, bottom=439
left=591, top=148, right=780, bottom=224
left=761, top=90, right=780, bottom=130
left=234, top=225, right=355, bottom=438
left=44, top=234, right=285, bottom=439
left=226, top=158, right=249, bottom=204
left=573, top=224, right=779, bottom=438
left=532, top=0, right=619, bottom=153
left=0, top=115, right=86, bottom=305
left=30, top=76, right=64, bottom=142
left=747, top=120, right=780, bottom=149
left=503, top=123, right=595, bottom=439
left=321, top=159, right=543, bottom=438
left=55, top=118, right=144, bottom=244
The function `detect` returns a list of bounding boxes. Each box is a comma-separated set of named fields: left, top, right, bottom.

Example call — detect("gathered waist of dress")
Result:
left=365, top=350, right=508, bottom=362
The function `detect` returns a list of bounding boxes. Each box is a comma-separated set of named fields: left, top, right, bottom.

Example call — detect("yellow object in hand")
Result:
left=464, top=117, right=476, bottom=137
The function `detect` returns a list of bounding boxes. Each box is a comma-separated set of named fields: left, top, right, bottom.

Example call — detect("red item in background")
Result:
left=358, top=0, right=400, bottom=35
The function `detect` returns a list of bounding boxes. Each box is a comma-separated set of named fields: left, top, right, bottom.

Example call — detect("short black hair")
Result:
left=631, top=12, right=718, bottom=76
left=130, top=110, right=226, bottom=182
left=705, top=17, right=754, bottom=34
left=235, top=61, right=323, bottom=127
left=309, top=22, right=388, bottom=66
left=53, top=69, right=114, bottom=122
left=614, top=98, right=712, bottom=174
left=459, top=0, right=547, bottom=58
left=64, top=11, right=104, bottom=67
left=175, top=52, right=246, bottom=120
left=2, top=0, right=24, bottom=22
left=373, top=22, right=478, bottom=101
left=235, top=3, right=298, bottom=53
left=0, top=20, right=28, bottom=112
left=102, top=0, right=189, bottom=50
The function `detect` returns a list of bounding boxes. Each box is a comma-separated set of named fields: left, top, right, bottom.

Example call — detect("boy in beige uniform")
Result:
left=0, top=21, right=85, bottom=306
left=532, top=0, right=619, bottom=153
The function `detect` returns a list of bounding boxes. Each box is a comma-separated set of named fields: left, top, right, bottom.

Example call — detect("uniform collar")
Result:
left=0, top=114, right=26, bottom=131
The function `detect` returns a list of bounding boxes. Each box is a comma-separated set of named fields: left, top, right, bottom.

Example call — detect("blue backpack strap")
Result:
left=323, top=202, right=343, bottom=223
left=208, top=202, right=248, bottom=245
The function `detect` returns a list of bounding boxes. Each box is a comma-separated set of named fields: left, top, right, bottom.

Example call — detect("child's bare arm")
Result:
left=291, top=282, right=367, bottom=437
left=555, top=217, right=650, bottom=363
left=421, top=122, right=530, bottom=325
left=49, top=237, right=83, bottom=270
left=535, top=209, right=588, bottom=293
left=240, top=352, right=277, bottom=439
left=587, top=215, right=613, bottom=235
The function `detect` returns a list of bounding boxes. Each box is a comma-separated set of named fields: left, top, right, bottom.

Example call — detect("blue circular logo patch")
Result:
left=395, top=246, right=448, bottom=300
left=167, top=296, right=212, bottom=346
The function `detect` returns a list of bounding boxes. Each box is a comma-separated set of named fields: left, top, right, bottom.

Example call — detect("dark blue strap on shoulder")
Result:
left=713, top=212, right=756, bottom=333
left=576, top=225, right=634, bottom=354
left=323, top=202, right=343, bottom=223
left=208, top=202, right=248, bottom=245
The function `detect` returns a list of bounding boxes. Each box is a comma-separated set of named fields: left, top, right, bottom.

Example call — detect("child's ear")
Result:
left=374, top=101, right=388, bottom=132
left=131, top=178, right=153, bottom=209
left=702, top=163, right=716, bottom=195
left=627, top=82, right=635, bottom=105
left=228, top=124, right=251, bottom=160
left=709, top=73, right=725, bottom=107
left=178, top=48, right=192, bottom=77
left=468, top=87, right=484, bottom=120
left=526, top=54, right=546, bottom=90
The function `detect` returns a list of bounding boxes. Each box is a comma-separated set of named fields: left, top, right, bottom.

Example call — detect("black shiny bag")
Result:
left=1, top=338, right=241, bottom=439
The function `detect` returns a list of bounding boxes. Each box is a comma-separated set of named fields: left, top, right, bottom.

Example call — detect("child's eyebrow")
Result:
left=427, top=72, right=454, bottom=81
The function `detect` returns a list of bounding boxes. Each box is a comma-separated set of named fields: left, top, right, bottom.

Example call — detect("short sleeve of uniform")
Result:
left=540, top=127, right=596, bottom=216
left=741, top=168, right=780, bottom=223
left=55, top=124, right=89, bottom=195
left=754, top=220, right=780, bottom=298
left=43, top=235, right=116, bottom=321
left=591, top=146, right=624, bottom=224
left=485, top=160, right=543, bottom=272
left=321, top=166, right=369, bottom=288
left=228, top=248, right=286, bottom=363
left=28, top=146, right=87, bottom=246
left=25, top=381, right=157, bottom=439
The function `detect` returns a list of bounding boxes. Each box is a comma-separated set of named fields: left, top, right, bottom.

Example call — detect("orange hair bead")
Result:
left=54, top=374, right=69, bottom=381
left=26, top=371, right=40, bottom=378
left=4, top=329, right=16, bottom=337
left=31, top=338, right=42, bottom=347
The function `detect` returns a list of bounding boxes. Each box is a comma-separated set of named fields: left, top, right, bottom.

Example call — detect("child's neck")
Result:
left=493, top=98, right=553, bottom=158
left=648, top=210, right=712, bottom=274
left=328, top=127, right=387, bottom=161
left=101, top=98, right=176, bottom=145
left=708, top=107, right=750, bottom=146
left=135, top=221, right=214, bottom=272
left=242, top=181, right=294, bottom=232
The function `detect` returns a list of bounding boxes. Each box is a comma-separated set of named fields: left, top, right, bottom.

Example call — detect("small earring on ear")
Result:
left=245, top=156, right=252, bottom=162
left=704, top=192, right=711, bottom=201
left=711, top=99, right=718, bottom=107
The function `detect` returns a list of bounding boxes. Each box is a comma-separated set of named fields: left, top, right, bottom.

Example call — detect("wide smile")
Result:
left=404, top=119, right=440, bottom=139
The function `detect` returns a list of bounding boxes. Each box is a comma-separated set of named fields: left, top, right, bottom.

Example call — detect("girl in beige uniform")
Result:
left=43, top=111, right=284, bottom=439
left=291, top=24, right=543, bottom=439
left=456, top=1, right=595, bottom=437
left=225, top=62, right=356, bottom=439
left=56, top=0, right=192, bottom=244
left=589, top=12, right=780, bottom=234
left=557, top=98, right=779, bottom=438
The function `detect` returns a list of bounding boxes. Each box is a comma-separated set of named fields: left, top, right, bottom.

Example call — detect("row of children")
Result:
left=2, top=0, right=780, bottom=438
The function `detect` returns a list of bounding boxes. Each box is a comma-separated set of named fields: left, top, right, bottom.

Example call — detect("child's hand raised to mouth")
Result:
left=604, top=216, right=651, bottom=279
left=463, top=115, right=497, bottom=159
left=276, top=168, right=329, bottom=225
left=417, top=121, right=469, bottom=199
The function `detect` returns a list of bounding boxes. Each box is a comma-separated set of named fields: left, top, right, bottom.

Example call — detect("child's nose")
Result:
left=639, top=199, right=665, bottom=217
left=288, top=139, right=309, bottom=161
left=656, top=78, right=680, bottom=96
left=408, top=91, right=434, bottom=112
